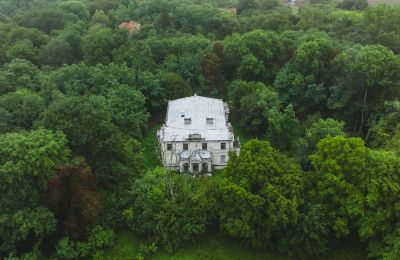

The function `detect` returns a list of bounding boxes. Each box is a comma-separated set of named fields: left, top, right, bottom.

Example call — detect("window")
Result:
left=221, top=155, right=226, bottom=164
left=167, top=144, right=172, bottom=151
left=192, top=163, right=199, bottom=172
left=202, top=143, right=207, bottom=150
left=221, top=143, right=226, bottom=150
left=183, top=163, right=189, bottom=173
left=183, top=143, right=188, bottom=150
left=184, top=118, right=192, bottom=124
left=206, top=117, right=214, bottom=124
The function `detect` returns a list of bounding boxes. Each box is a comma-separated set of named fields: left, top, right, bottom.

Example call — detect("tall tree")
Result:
left=220, top=140, right=304, bottom=251
left=46, top=158, right=101, bottom=240
left=0, top=88, right=45, bottom=132
left=331, top=45, right=400, bottom=135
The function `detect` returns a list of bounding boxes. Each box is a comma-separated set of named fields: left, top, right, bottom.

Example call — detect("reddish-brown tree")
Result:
left=46, top=158, right=101, bottom=240
left=202, top=49, right=225, bottom=96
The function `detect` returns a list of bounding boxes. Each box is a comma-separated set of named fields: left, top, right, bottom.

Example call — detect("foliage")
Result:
left=1, top=0, right=400, bottom=258
left=46, top=158, right=101, bottom=240
left=295, top=118, right=345, bottom=165
left=53, top=237, right=80, bottom=260
left=39, top=95, right=144, bottom=186
left=0, top=129, right=70, bottom=254
left=124, top=167, right=216, bottom=253
left=0, top=88, right=45, bottom=132
left=161, top=72, right=192, bottom=100
left=77, top=226, right=115, bottom=258
left=220, top=140, right=305, bottom=253
left=331, top=44, right=400, bottom=134
left=228, top=80, right=301, bottom=151
left=310, top=136, right=367, bottom=237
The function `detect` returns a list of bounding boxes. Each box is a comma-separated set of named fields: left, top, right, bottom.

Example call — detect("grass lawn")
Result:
left=105, top=230, right=366, bottom=260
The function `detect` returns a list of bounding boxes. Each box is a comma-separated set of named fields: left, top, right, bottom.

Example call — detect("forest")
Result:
left=1, top=0, right=400, bottom=259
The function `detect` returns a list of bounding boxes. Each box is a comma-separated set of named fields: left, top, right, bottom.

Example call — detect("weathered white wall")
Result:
left=160, top=140, right=233, bottom=169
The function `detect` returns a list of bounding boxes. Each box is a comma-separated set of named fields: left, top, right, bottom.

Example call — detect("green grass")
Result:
left=142, top=124, right=163, bottom=170
left=106, top=231, right=366, bottom=260
left=104, top=231, right=141, bottom=259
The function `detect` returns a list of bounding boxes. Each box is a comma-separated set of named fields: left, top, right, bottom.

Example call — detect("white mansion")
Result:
left=157, top=95, right=240, bottom=175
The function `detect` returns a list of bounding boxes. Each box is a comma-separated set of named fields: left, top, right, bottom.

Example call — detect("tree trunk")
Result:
left=359, top=87, right=369, bottom=134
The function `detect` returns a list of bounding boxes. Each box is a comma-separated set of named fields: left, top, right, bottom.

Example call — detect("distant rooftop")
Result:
left=223, top=7, right=237, bottom=15
left=119, top=20, right=141, bottom=32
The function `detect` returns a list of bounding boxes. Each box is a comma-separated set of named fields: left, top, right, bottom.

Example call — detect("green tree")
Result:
left=310, top=136, right=367, bottom=237
left=38, top=38, right=73, bottom=67
left=220, top=140, right=304, bottom=250
left=0, top=59, right=40, bottom=93
left=106, top=85, right=149, bottom=138
left=224, top=30, right=284, bottom=83
left=91, top=9, right=110, bottom=26
left=331, top=45, right=400, bottom=135
left=338, top=0, right=368, bottom=10
left=18, top=8, right=67, bottom=34
left=362, top=5, right=400, bottom=53
left=161, top=72, right=192, bottom=100
left=77, top=226, right=115, bottom=258
left=358, top=150, right=400, bottom=258
left=274, top=38, right=339, bottom=116
left=82, top=25, right=115, bottom=65
left=0, top=89, right=45, bottom=132
left=124, top=168, right=216, bottom=253
left=295, top=118, right=345, bottom=164
left=228, top=80, right=301, bottom=151
left=0, top=129, right=70, bottom=254
left=39, top=95, right=143, bottom=186
left=5, top=40, right=37, bottom=63
left=237, top=0, right=279, bottom=16
left=58, top=1, right=90, bottom=21
left=369, top=100, right=400, bottom=148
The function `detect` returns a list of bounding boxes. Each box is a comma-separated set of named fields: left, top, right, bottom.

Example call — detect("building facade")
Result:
left=157, top=95, right=240, bottom=175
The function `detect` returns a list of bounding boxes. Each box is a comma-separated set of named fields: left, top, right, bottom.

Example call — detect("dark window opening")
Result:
left=221, top=143, right=226, bottom=150
left=167, top=144, right=172, bottom=151
left=183, top=163, right=189, bottom=173
left=202, top=143, right=207, bottom=150
left=192, top=163, right=199, bottom=172
left=183, top=143, right=188, bottom=150
left=184, top=118, right=192, bottom=124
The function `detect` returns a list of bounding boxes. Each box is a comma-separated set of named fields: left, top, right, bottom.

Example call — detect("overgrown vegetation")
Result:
left=1, top=0, right=400, bottom=259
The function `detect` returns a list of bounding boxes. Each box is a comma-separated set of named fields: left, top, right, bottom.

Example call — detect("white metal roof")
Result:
left=160, top=95, right=232, bottom=142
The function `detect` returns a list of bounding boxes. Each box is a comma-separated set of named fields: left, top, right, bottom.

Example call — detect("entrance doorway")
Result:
left=192, top=163, right=199, bottom=172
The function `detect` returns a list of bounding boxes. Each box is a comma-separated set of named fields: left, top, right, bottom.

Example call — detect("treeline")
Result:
left=1, top=0, right=400, bottom=259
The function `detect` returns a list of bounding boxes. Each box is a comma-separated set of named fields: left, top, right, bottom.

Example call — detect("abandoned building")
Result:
left=157, top=95, right=240, bottom=175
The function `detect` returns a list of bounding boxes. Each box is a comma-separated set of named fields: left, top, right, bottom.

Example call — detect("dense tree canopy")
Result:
left=1, top=0, right=400, bottom=258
